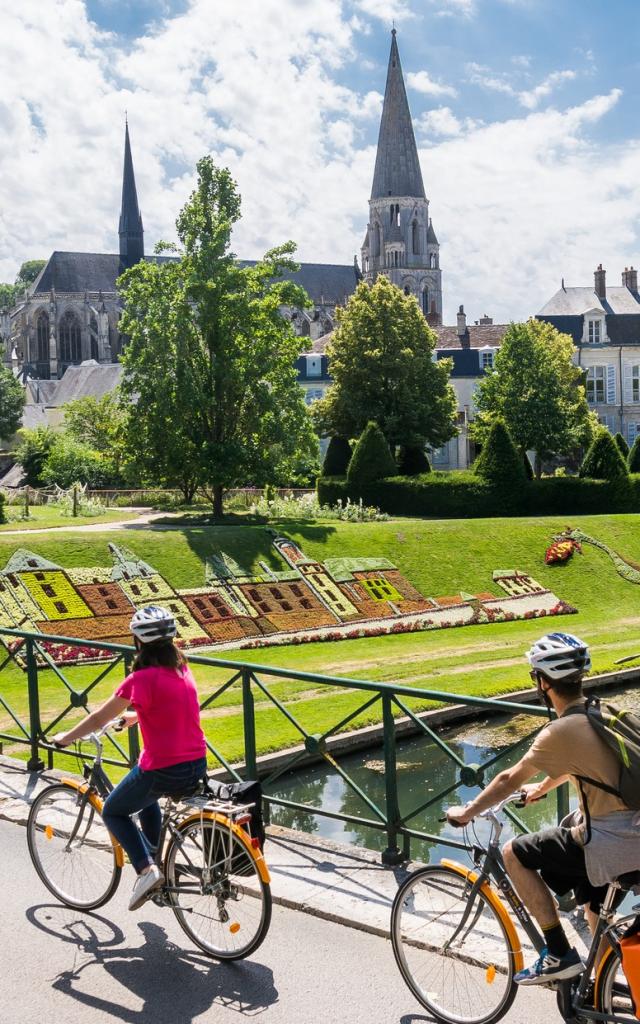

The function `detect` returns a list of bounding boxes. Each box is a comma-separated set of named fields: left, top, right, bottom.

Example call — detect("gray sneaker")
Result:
left=129, top=865, right=162, bottom=911
left=514, top=946, right=583, bottom=986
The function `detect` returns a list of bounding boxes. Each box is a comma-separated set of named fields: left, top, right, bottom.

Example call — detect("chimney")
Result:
left=478, top=314, right=493, bottom=326
left=622, top=266, right=638, bottom=293
left=456, top=304, right=467, bottom=336
left=594, top=264, right=606, bottom=301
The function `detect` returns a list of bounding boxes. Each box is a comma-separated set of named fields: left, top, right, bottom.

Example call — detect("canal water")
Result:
left=266, top=684, right=640, bottom=862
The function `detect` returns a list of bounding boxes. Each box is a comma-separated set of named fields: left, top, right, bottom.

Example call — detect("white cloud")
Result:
left=429, top=0, right=476, bottom=17
left=407, top=70, right=457, bottom=98
left=423, top=89, right=640, bottom=323
left=353, top=0, right=414, bottom=22
left=467, top=62, right=578, bottom=109
left=0, top=2, right=638, bottom=335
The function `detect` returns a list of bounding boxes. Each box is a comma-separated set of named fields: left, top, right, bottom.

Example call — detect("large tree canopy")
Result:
left=0, top=366, right=25, bottom=440
left=312, top=276, right=457, bottom=450
left=0, top=260, right=46, bottom=309
left=472, top=319, right=595, bottom=475
left=118, top=158, right=317, bottom=512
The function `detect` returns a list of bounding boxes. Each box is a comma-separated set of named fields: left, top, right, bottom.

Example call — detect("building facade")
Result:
left=537, top=265, right=640, bottom=446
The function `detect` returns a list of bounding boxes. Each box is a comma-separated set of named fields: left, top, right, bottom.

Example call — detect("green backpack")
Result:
left=566, top=697, right=640, bottom=811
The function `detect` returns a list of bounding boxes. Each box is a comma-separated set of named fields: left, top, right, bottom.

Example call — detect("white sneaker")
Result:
left=129, top=865, right=162, bottom=911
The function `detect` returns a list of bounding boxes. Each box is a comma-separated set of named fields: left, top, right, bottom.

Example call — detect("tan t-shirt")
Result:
left=529, top=700, right=627, bottom=821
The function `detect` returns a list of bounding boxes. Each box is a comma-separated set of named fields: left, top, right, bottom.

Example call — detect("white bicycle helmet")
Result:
left=130, top=605, right=177, bottom=644
left=526, top=632, right=591, bottom=683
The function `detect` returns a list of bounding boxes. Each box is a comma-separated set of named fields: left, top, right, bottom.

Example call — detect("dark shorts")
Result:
left=511, top=826, right=617, bottom=913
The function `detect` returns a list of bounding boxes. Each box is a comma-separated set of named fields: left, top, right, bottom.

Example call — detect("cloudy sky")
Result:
left=1, top=0, right=639, bottom=323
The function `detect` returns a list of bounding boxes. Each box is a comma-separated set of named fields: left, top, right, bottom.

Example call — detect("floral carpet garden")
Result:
left=0, top=513, right=638, bottom=766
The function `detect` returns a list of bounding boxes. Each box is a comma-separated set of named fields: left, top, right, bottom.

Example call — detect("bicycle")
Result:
left=390, top=792, right=640, bottom=1024
left=26, top=722, right=272, bottom=961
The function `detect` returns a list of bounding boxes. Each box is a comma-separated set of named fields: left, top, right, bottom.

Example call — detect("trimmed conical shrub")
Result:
left=580, top=428, right=629, bottom=480
left=322, top=437, right=352, bottom=477
left=628, top=435, right=640, bottom=473
left=347, top=421, right=396, bottom=487
left=523, top=450, right=534, bottom=480
left=398, top=444, right=431, bottom=476
left=474, top=419, right=526, bottom=487
left=614, top=432, right=630, bottom=458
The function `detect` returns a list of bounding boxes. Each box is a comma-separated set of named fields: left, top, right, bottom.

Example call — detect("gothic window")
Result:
left=89, top=315, right=99, bottom=361
left=59, top=310, right=82, bottom=364
left=298, top=317, right=310, bottom=337
left=422, top=289, right=429, bottom=315
left=404, top=286, right=410, bottom=296
left=412, top=221, right=419, bottom=255
left=35, top=311, right=49, bottom=363
left=394, top=251, right=399, bottom=267
left=374, top=224, right=381, bottom=257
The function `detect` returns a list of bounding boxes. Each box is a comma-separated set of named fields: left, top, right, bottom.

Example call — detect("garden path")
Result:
left=0, top=509, right=180, bottom=535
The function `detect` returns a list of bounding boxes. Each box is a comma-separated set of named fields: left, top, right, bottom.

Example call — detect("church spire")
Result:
left=118, top=119, right=144, bottom=268
left=370, top=30, right=425, bottom=200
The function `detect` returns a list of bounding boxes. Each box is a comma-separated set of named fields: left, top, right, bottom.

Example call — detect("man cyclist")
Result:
left=447, top=633, right=640, bottom=986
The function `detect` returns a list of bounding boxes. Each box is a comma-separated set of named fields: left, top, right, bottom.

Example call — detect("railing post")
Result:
left=25, top=636, right=44, bottom=772
left=381, top=692, right=403, bottom=866
left=242, top=668, right=257, bottom=780
left=123, top=652, right=140, bottom=767
left=556, top=780, right=570, bottom=826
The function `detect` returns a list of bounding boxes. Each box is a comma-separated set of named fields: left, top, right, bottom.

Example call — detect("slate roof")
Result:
left=32, top=252, right=358, bottom=308
left=427, top=220, right=439, bottom=245
left=434, top=324, right=509, bottom=349
left=119, top=121, right=143, bottom=244
left=538, top=286, right=640, bottom=317
left=49, top=362, right=123, bottom=406
left=370, top=32, right=425, bottom=201
left=309, top=332, right=333, bottom=354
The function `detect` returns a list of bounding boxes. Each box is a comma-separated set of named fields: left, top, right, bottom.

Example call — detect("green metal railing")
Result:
left=0, top=626, right=566, bottom=864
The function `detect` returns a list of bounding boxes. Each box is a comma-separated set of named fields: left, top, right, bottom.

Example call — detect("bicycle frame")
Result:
left=453, top=798, right=637, bottom=1024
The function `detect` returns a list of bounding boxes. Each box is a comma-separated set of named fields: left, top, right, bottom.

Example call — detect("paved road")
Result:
left=0, top=819, right=556, bottom=1024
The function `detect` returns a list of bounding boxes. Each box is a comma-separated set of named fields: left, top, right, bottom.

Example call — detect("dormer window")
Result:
left=588, top=320, right=602, bottom=344
left=481, top=350, right=494, bottom=370
left=305, top=355, right=321, bottom=377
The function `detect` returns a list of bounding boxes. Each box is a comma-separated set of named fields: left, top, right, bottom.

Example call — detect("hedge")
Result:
left=318, top=472, right=640, bottom=518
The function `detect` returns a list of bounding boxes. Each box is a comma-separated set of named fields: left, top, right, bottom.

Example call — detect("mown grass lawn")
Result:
left=0, top=513, right=639, bottom=772
left=0, top=506, right=138, bottom=531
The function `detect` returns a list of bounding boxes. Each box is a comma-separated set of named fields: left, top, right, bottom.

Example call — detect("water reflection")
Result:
left=266, top=686, right=640, bottom=859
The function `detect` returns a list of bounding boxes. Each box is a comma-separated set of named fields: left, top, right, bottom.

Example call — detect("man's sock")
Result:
left=542, top=920, right=570, bottom=959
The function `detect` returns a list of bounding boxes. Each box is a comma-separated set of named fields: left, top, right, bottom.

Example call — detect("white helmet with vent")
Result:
left=130, top=605, right=177, bottom=644
left=526, top=633, right=591, bottom=683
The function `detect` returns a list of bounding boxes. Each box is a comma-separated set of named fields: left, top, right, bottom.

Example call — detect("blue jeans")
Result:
left=102, top=757, right=207, bottom=873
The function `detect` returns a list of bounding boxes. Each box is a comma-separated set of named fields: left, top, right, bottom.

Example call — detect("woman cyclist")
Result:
left=53, top=605, right=207, bottom=910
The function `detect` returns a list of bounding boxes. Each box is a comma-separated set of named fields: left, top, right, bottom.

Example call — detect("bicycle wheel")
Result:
left=596, top=947, right=637, bottom=1021
left=165, top=816, right=271, bottom=960
left=391, top=865, right=518, bottom=1024
left=27, top=783, right=122, bottom=910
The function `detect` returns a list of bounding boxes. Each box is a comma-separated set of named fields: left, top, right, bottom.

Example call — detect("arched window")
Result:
left=298, top=317, right=310, bottom=337
left=430, top=252, right=437, bottom=269
left=374, top=224, right=381, bottom=257
left=394, top=251, right=399, bottom=267
left=89, top=316, right=99, bottom=361
left=412, top=221, right=419, bottom=255
left=59, top=310, right=82, bottom=364
left=390, top=204, right=394, bottom=224
left=404, top=285, right=410, bottom=296
left=35, top=311, right=49, bottom=363
left=422, top=289, right=429, bottom=315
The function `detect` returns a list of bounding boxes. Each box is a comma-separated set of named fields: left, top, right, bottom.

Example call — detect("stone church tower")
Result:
left=361, top=30, right=442, bottom=324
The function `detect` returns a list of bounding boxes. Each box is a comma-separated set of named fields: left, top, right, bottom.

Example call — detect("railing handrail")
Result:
left=0, top=625, right=547, bottom=716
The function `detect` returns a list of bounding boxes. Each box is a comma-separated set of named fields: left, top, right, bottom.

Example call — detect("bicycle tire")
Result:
left=27, top=782, right=122, bottom=910
left=391, top=864, right=518, bottom=1024
left=596, top=946, right=637, bottom=1021
left=164, top=815, right=271, bottom=961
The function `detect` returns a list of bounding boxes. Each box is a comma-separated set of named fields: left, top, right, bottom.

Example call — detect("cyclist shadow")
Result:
left=27, top=905, right=278, bottom=1021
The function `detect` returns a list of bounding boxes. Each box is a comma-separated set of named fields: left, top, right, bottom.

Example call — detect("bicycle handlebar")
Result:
left=442, top=790, right=547, bottom=826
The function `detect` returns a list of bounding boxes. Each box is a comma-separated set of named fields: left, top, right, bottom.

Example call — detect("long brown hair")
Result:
left=131, top=638, right=186, bottom=673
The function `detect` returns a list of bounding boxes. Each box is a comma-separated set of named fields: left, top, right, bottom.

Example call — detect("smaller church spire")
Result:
left=370, top=30, right=425, bottom=200
left=119, top=120, right=144, bottom=268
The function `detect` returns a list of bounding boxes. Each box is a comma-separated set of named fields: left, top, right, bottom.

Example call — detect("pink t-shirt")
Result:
left=116, top=664, right=207, bottom=771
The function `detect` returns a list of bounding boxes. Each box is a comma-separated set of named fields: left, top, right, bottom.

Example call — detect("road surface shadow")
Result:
left=27, top=905, right=278, bottom=1021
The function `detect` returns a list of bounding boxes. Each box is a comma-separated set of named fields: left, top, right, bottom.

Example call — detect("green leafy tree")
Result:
left=313, top=276, right=457, bottom=450
left=41, top=436, right=115, bottom=488
left=0, top=366, right=25, bottom=439
left=62, top=392, right=127, bottom=477
left=579, top=428, right=629, bottom=481
left=473, top=319, right=595, bottom=477
left=0, top=259, right=46, bottom=309
left=614, top=432, right=630, bottom=459
left=628, top=436, right=640, bottom=473
left=398, top=444, right=431, bottom=476
left=118, top=159, right=317, bottom=514
left=15, top=427, right=57, bottom=486
left=321, top=437, right=352, bottom=477
left=474, top=418, right=526, bottom=488
left=347, top=421, right=396, bottom=488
